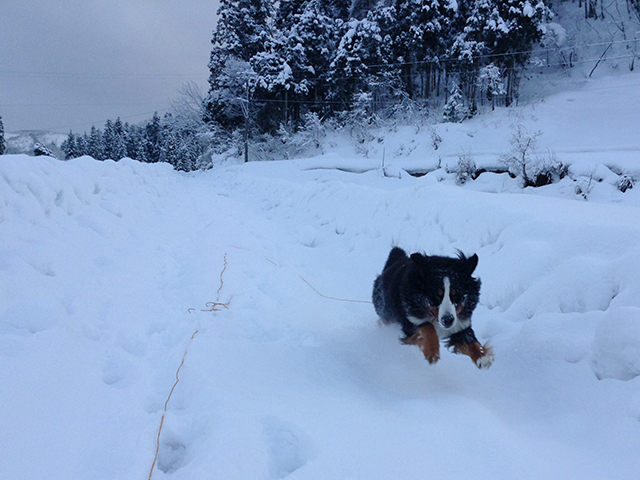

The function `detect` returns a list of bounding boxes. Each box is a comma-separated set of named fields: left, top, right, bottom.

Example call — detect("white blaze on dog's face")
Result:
left=438, top=277, right=457, bottom=329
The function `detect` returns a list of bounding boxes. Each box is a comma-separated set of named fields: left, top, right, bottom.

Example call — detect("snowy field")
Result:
left=2, top=72, right=640, bottom=480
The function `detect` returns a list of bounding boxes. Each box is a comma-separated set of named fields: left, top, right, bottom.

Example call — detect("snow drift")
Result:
left=2, top=72, right=640, bottom=480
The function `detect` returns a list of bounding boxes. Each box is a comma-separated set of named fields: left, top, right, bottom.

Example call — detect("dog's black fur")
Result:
left=373, top=247, right=493, bottom=368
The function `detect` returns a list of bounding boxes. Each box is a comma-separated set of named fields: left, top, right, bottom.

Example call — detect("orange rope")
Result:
left=149, top=255, right=229, bottom=480
left=148, top=329, right=198, bottom=480
left=299, top=275, right=372, bottom=304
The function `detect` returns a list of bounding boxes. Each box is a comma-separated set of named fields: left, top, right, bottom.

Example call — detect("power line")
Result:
left=41, top=108, right=171, bottom=133
left=1, top=102, right=169, bottom=108
left=0, top=71, right=206, bottom=79
left=1, top=38, right=637, bottom=80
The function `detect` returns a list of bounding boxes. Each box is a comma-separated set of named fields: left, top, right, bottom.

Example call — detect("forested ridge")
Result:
left=53, top=0, right=640, bottom=170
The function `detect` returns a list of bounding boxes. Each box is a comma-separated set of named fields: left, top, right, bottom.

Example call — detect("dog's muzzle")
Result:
left=440, top=313, right=455, bottom=329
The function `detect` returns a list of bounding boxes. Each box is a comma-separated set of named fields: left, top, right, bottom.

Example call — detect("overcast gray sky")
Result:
left=0, top=1, right=219, bottom=133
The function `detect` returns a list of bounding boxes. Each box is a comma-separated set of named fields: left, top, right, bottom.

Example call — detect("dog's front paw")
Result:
left=475, top=344, right=494, bottom=369
left=424, top=352, right=440, bottom=365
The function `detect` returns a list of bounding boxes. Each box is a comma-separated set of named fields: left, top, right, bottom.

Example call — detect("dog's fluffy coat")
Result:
left=373, top=247, right=494, bottom=368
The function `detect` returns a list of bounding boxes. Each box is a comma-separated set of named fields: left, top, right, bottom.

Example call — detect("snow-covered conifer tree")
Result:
left=61, top=132, right=79, bottom=159
left=144, top=113, right=163, bottom=163
left=75, top=133, right=87, bottom=157
left=291, top=0, right=338, bottom=108
left=392, top=0, right=456, bottom=98
left=102, top=118, right=127, bottom=160
left=443, top=80, right=470, bottom=122
left=87, top=126, right=104, bottom=161
left=205, top=0, right=273, bottom=128
left=476, top=0, right=550, bottom=105
left=254, top=0, right=337, bottom=127
left=329, top=13, right=386, bottom=108
left=0, top=113, right=5, bottom=155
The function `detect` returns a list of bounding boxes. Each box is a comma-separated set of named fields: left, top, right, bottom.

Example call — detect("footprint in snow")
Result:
left=263, top=417, right=313, bottom=479
left=157, top=438, right=188, bottom=474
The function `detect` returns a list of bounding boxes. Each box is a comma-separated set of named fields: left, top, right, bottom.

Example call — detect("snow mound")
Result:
left=3, top=72, right=640, bottom=480
left=592, top=307, right=640, bottom=381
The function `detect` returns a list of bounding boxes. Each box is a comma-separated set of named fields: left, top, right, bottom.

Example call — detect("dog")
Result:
left=372, top=247, right=494, bottom=369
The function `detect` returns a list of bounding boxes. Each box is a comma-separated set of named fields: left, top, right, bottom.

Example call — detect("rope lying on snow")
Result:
left=147, top=329, right=198, bottom=480
left=148, top=257, right=367, bottom=478
left=299, top=275, right=373, bottom=304
left=148, top=254, right=229, bottom=480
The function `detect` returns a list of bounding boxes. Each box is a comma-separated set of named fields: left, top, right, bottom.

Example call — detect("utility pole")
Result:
left=238, top=77, right=250, bottom=163
left=244, top=80, right=249, bottom=163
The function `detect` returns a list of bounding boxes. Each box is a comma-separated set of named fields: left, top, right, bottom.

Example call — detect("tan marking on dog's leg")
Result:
left=403, top=323, right=440, bottom=364
left=455, top=342, right=494, bottom=369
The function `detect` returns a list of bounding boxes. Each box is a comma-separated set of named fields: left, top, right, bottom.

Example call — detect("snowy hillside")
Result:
left=2, top=72, right=640, bottom=480
left=5, top=130, right=66, bottom=158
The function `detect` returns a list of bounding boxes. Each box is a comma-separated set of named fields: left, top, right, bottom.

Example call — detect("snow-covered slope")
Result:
left=1, top=72, right=640, bottom=480
left=4, top=130, right=66, bottom=157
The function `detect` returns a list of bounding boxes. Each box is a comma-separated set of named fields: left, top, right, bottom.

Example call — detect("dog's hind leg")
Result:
left=402, top=323, right=440, bottom=364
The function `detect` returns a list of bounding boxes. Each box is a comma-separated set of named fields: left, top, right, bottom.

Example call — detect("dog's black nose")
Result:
left=441, top=313, right=455, bottom=329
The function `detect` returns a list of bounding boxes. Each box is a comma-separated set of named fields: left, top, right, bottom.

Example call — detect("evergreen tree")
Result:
left=175, top=133, right=203, bottom=172
left=0, top=113, right=6, bottom=155
left=209, top=0, right=273, bottom=72
left=329, top=13, right=388, bottom=109
left=76, top=133, right=88, bottom=157
left=103, top=119, right=128, bottom=160
left=205, top=0, right=274, bottom=128
left=134, top=135, right=150, bottom=163
left=392, top=0, right=456, bottom=99
left=144, top=113, right=163, bottom=163
left=470, top=0, right=549, bottom=105
left=124, top=123, right=144, bottom=161
left=448, top=0, right=493, bottom=113
left=251, top=30, right=295, bottom=131
left=274, top=0, right=305, bottom=30
left=87, top=126, right=104, bottom=160
left=326, top=0, right=351, bottom=20
left=247, top=0, right=340, bottom=129
left=160, top=118, right=180, bottom=167
left=112, top=117, right=128, bottom=159
left=443, top=80, right=470, bottom=122
left=61, top=131, right=79, bottom=159
left=289, top=0, right=338, bottom=114
left=349, top=0, right=375, bottom=20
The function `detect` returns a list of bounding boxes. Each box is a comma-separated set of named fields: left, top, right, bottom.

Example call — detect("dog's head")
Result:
left=406, top=252, right=481, bottom=331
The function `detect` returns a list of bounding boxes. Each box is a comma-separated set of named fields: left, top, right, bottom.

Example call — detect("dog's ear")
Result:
left=463, top=254, right=479, bottom=275
left=410, top=253, right=428, bottom=265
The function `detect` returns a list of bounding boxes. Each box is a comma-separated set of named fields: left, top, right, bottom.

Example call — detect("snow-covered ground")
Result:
left=2, top=71, right=640, bottom=480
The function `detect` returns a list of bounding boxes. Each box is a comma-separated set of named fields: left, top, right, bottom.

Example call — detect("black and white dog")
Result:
left=373, top=247, right=494, bottom=369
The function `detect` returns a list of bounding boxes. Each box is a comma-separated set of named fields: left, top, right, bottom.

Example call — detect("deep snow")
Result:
left=2, top=72, right=640, bottom=480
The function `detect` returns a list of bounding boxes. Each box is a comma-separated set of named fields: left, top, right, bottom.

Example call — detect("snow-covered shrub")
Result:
left=617, top=175, right=634, bottom=193
left=443, top=82, right=470, bottom=123
left=575, top=167, right=597, bottom=200
left=337, top=92, right=378, bottom=156
left=477, top=63, right=506, bottom=110
left=429, top=126, right=442, bottom=151
left=33, top=142, right=57, bottom=158
left=297, top=112, right=326, bottom=152
left=263, top=114, right=328, bottom=160
left=529, top=150, right=568, bottom=187
left=499, top=124, right=566, bottom=187
left=456, top=149, right=477, bottom=185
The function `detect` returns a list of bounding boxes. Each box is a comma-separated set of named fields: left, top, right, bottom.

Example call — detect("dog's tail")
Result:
left=383, top=247, right=408, bottom=271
